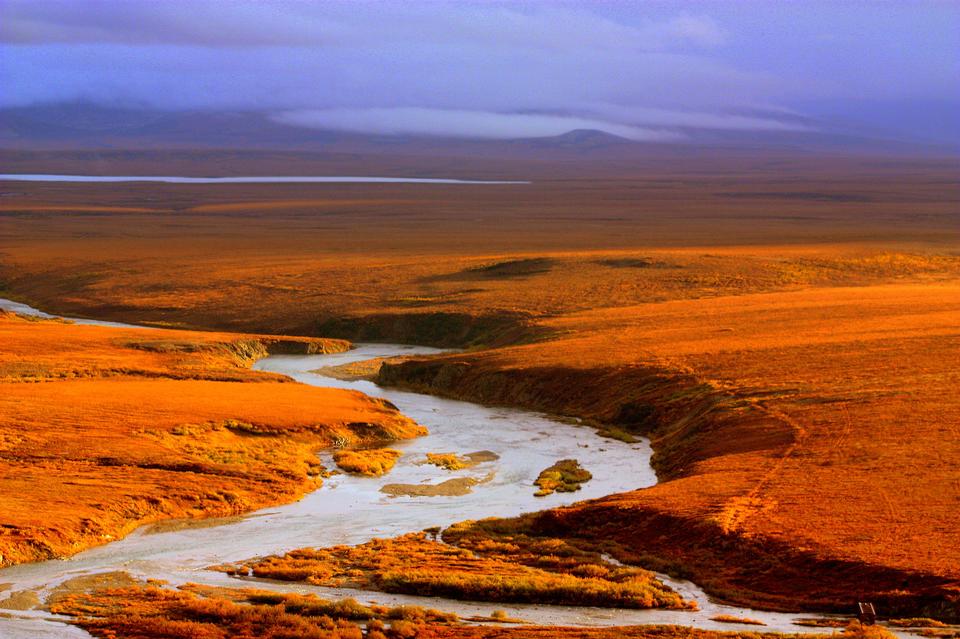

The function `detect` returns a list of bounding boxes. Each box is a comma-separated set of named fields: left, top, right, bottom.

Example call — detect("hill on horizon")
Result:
left=1, top=102, right=954, bottom=161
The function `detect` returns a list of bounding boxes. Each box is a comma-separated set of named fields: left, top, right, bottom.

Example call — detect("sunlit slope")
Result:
left=0, top=169, right=957, bottom=613
left=0, top=313, right=423, bottom=566
left=380, top=282, right=960, bottom=613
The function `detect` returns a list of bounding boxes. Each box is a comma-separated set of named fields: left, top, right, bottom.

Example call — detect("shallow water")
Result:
left=0, top=300, right=911, bottom=637
left=0, top=174, right=529, bottom=184
left=0, top=345, right=657, bottom=594
left=0, top=298, right=146, bottom=329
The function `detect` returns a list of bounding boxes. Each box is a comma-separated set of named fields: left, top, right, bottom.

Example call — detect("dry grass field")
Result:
left=233, top=529, right=691, bottom=609
left=0, top=312, right=423, bottom=566
left=0, top=154, right=958, bottom=619
left=381, top=281, right=960, bottom=615
left=49, top=581, right=896, bottom=639
left=1, top=157, right=957, bottom=338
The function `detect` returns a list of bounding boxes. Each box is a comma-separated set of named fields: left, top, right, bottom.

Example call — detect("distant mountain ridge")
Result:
left=0, top=102, right=953, bottom=158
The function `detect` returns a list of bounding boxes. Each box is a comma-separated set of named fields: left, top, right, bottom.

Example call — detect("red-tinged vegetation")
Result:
left=0, top=310, right=348, bottom=382
left=53, top=586, right=370, bottom=639
left=2, top=174, right=958, bottom=342
left=0, top=313, right=423, bottom=567
left=398, top=624, right=897, bottom=639
left=52, top=582, right=462, bottom=638
left=47, top=581, right=903, bottom=639
left=1, top=166, right=958, bottom=616
left=379, top=283, right=960, bottom=618
left=242, top=528, right=691, bottom=609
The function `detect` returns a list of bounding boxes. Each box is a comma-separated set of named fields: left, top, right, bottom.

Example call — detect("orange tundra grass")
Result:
left=49, top=581, right=900, bottom=639
left=0, top=165, right=958, bottom=615
left=237, top=530, right=692, bottom=609
left=0, top=312, right=424, bottom=566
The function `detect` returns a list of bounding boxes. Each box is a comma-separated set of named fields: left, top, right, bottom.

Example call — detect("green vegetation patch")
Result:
left=534, top=459, right=592, bottom=496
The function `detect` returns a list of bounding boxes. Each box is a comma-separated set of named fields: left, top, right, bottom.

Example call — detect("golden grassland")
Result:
left=234, top=528, right=691, bottom=609
left=0, top=161, right=958, bottom=616
left=380, top=282, right=960, bottom=616
left=48, top=581, right=903, bottom=639
left=0, top=310, right=349, bottom=383
left=1, top=168, right=958, bottom=339
left=0, top=312, right=424, bottom=566
left=51, top=583, right=456, bottom=639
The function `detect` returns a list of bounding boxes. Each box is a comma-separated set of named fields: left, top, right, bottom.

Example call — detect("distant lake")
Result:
left=0, top=174, right=529, bottom=184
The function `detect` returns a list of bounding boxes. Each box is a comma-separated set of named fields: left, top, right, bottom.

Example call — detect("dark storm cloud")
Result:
left=1, top=1, right=957, bottom=142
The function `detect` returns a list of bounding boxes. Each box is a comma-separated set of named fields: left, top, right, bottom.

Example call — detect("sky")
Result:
left=1, top=0, right=958, bottom=144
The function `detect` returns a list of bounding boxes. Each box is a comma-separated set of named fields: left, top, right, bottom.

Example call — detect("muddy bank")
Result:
left=529, top=502, right=958, bottom=620
left=377, top=354, right=959, bottom=620
left=378, top=357, right=790, bottom=481
left=3, top=345, right=687, bottom=636
left=4, top=340, right=939, bottom=637
left=2, top=299, right=954, bottom=632
left=131, top=333, right=351, bottom=368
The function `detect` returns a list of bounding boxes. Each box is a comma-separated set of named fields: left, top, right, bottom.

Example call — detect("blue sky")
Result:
left=1, top=1, right=958, bottom=144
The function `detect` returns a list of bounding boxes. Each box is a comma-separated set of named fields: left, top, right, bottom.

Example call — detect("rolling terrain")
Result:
left=0, top=311, right=422, bottom=567
left=0, top=153, right=958, bottom=631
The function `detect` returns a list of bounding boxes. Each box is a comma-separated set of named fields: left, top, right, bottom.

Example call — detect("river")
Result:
left=0, top=299, right=877, bottom=637
left=0, top=174, right=529, bottom=184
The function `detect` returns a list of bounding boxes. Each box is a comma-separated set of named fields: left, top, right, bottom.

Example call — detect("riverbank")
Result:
left=375, top=283, right=960, bottom=619
left=0, top=309, right=422, bottom=568
left=3, top=305, right=955, bottom=638
left=48, top=581, right=902, bottom=639
left=3, top=322, right=855, bottom=638
left=1, top=166, right=957, bottom=628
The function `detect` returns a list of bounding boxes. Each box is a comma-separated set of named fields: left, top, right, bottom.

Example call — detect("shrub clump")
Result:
left=424, top=452, right=472, bottom=470
left=333, top=449, right=402, bottom=476
left=246, top=529, right=692, bottom=610
left=534, top=459, right=592, bottom=496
